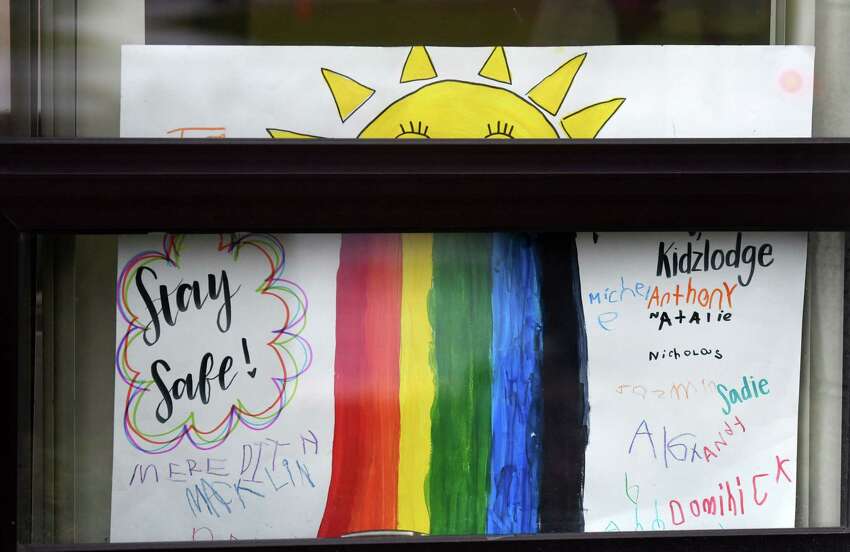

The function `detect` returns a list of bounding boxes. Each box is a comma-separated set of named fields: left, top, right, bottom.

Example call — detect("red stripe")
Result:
left=319, top=234, right=401, bottom=537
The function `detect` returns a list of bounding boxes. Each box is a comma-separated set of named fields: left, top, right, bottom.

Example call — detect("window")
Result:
left=3, top=1, right=850, bottom=550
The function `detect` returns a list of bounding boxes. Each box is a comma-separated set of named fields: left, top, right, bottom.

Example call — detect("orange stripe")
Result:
left=319, top=234, right=401, bottom=536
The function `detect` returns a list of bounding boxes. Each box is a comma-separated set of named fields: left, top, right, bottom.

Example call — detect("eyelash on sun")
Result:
left=486, top=121, right=515, bottom=137
left=398, top=120, right=430, bottom=137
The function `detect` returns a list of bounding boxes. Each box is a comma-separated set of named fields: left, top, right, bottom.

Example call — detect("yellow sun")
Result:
left=268, top=46, right=625, bottom=140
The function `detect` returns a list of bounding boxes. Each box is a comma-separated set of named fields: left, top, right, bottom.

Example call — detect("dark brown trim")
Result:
left=20, top=527, right=850, bottom=552
left=2, top=139, right=850, bottom=233
left=3, top=215, right=23, bottom=550
left=3, top=139, right=850, bottom=177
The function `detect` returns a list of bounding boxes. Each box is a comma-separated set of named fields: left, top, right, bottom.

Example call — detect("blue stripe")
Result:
left=487, top=234, right=543, bottom=534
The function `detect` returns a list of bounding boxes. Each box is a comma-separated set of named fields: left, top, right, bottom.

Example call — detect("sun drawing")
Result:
left=267, top=46, right=625, bottom=139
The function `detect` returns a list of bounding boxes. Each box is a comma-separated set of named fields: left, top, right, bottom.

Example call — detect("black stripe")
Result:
left=537, top=233, right=588, bottom=533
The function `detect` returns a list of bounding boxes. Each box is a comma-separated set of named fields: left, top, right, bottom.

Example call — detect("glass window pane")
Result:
left=25, top=231, right=847, bottom=544
left=6, top=1, right=849, bottom=138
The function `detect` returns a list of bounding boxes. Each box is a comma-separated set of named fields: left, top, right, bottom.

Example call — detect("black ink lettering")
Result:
left=152, top=360, right=174, bottom=423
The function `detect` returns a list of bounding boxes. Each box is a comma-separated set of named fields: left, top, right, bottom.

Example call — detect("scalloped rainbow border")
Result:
left=115, top=233, right=312, bottom=454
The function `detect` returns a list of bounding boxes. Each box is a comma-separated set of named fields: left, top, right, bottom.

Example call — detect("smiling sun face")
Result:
left=361, top=80, right=558, bottom=139
left=268, top=46, right=625, bottom=140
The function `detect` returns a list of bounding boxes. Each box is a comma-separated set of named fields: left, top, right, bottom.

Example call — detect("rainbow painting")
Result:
left=319, top=233, right=587, bottom=537
left=111, top=231, right=588, bottom=542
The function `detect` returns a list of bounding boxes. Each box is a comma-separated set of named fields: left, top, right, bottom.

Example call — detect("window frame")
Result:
left=2, top=138, right=850, bottom=551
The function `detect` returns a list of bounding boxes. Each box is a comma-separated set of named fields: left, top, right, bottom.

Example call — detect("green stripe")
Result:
left=427, top=234, right=493, bottom=535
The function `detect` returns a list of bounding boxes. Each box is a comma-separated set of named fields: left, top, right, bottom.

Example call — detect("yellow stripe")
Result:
left=397, top=233, right=435, bottom=533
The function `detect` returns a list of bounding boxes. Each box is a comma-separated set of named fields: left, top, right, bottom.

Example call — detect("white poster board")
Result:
left=114, top=45, right=815, bottom=539
left=577, top=232, right=807, bottom=530
left=120, top=45, right=814, bottom=139
left=111, top=233, right=341, bottom=542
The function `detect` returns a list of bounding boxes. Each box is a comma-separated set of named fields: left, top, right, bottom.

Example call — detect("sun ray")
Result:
left=267, top=128, right=320, bottom=139
left=561, top=98, right=625, bottom=138
left=321, top=68, right=375, bottom=122
left=478, top=46, right=511, bottom=84
left=527, top=53, right=587, bottom=116
left=400, top=46, right=438, bottom=83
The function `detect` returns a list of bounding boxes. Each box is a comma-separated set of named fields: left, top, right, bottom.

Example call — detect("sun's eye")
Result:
left=396, top=121, right=430, bottom=139
left=485, top=121, right=515, bottom=139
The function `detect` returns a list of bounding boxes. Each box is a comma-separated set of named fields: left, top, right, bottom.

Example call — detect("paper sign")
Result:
left=120, top=45, right=814, bottom=138
left=110, top=234, right=340, bottom=542
left=110, top=232, right=807, bottom=542
left=577, top=232, right=807, bottom=531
